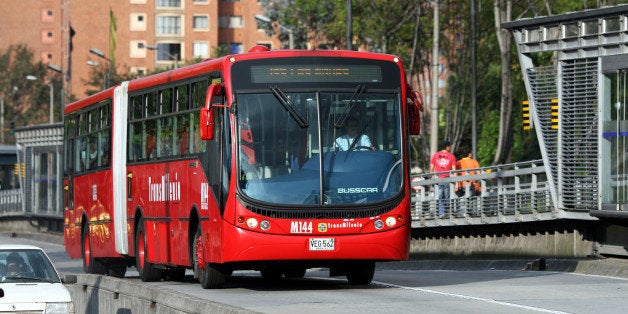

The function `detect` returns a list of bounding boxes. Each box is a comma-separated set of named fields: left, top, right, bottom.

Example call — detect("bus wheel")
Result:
left=193, top=227, right=225, bottom=289
left=135, top=218, right=161, bottom=282
left=345, top=261, right=375, bottom=285
left=81, top=226, right=106, bottom=274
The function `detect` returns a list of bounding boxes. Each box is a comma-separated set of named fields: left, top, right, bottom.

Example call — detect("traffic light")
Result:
left=13, top=163, right=25, bottom=177
left=522, top=100, right=531, bottom=130
left=551, top=99, right=558, bottom=130
left=9, top=122, right=15, bottom=135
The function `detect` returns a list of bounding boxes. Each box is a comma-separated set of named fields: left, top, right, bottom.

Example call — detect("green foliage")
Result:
left=83, top=61, right=140, bottom=95
left=477, top=110, right=499, bottom=166
left=0, top=44, right=61, bottom=143
left=212, top=44, right=230, bottom=58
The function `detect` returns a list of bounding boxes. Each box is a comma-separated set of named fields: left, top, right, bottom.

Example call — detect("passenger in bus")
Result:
left=146, top=134, right=156, bottom=159
left=161, top=141, right=172, bottom=157
left=89, top=142, right=99, bottom=168
left=178, top=126, right=189, bottom=155
left=101, top=150, right=110, bottom=167
left=335, top=117, right=374, bottom=151
left=80, top=141, right=97, bottom=169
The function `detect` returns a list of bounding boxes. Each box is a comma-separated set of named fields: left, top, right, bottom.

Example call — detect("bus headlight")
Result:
left=385, top=216, right=397, bottom=227
left=260, top=220, right=270, bottom=231
left=374, top=219, right=384, bottom=230
left=246, top=218, right=258, bottom=228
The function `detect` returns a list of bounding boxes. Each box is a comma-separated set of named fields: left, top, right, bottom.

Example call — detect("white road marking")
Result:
left=373, top=280, right=570, bottom=314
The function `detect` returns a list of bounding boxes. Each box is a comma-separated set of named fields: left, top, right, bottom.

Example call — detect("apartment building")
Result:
left=1, top=0, right=281, bottom=98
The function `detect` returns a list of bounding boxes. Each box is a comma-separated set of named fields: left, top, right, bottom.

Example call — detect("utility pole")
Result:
left=346, top=0, right=352, bottom=50
left=1, top=97, right=4, bottom=143
left=471, top=0, right=477, bottom=158
left=430, top=1, right=440, bottom=155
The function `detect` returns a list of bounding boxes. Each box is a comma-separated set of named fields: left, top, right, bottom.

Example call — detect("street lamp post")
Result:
left=144, top=45, right=179, bottom=69
left=89, top=48, right=112, bottom=88
left=26, top=75, right=54, bottom=124
left=47, top=64, right=64, bottom=123
left=254, top=14, right=294, bottom=49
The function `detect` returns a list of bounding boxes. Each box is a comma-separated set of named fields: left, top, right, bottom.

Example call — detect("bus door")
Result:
left=162, top=114, right=198, bottom=266
left=171, top=111, right=206, bottom=265
left=63, top=176, right=81, bottom=258
left=63, top=115, right=78, bottom=258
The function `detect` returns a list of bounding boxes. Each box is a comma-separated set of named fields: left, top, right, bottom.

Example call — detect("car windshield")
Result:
left=236, top=90, right=403, bottom=205
left=0, top=249, right=61, bottom=283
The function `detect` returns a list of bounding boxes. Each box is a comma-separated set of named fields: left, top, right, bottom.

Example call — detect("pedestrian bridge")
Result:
left=410, top=160, right=590, bottom=229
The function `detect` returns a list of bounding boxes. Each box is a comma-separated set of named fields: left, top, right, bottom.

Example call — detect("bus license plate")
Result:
left=309, top=238, right=335, bottom=251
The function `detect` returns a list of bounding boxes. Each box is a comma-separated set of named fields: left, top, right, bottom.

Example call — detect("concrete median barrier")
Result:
left=65, top=274, right=254, bottom=314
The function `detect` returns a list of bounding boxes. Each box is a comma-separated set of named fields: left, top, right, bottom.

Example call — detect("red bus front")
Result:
left=196, top=53, right=413, bottom=286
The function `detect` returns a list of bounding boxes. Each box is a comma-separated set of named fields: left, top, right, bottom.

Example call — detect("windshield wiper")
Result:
left=270, top=85, right=309, bottom=128
left=335, top=85, right=366, bottom=128
left=2, top=275, right=54, bottom=283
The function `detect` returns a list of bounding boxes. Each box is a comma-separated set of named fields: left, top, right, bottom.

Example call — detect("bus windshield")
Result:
left=237, top=89, right=402, bottom=205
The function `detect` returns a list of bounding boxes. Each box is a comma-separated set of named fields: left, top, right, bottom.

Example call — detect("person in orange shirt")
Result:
left=456, top=149, right=481, bottom=197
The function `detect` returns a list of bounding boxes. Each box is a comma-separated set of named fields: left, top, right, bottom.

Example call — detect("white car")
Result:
left=0, top=244, right=76, bottom=313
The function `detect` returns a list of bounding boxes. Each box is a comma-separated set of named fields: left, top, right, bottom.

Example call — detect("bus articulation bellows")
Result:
left=63, top=46, right=422, bottom=288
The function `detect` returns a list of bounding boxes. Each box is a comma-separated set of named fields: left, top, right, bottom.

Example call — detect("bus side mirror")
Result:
left=200, top=107, right=215, bottom=140
left=408, top=89, right=423, bottom=135
left=200, top=83, right=224, bottom=140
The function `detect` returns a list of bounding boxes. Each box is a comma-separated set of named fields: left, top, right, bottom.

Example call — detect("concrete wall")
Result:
left=410, top=219, right=598, bottom=258
left=66, top=274, right=249, bottom=314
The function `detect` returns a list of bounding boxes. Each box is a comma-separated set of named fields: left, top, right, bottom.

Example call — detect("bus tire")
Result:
left=193, top=227, right=225, bottom=289
left=346, top=261, right=375, bottom=285
left=82, top=225, right=106, bottom=275
left=135, top=218, right=161, bottom=282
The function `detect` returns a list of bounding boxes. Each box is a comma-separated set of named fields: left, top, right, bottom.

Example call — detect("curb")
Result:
left=378, top=258, right=628, bottom=279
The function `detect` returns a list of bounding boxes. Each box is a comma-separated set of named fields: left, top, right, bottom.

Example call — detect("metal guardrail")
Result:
left=410, top=160, right=558, bottom=228
left=0, top=189, right=23, bottom=217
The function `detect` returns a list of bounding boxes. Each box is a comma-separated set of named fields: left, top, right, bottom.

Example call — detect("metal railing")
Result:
left=410, top=160, right=558, bottom=228
left=0, top=160, right=573, bottom=228
left=0, top=189, right=23, bottom=217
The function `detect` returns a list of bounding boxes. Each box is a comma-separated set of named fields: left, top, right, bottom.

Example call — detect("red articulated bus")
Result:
left=63, top=46, right=422, bottom=288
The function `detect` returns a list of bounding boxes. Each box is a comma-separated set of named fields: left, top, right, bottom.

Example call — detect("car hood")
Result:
left=0, top=282, right=72, bottom=304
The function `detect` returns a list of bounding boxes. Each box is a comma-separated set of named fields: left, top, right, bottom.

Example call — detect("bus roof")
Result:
left=65, top=48, right=404, bottom=114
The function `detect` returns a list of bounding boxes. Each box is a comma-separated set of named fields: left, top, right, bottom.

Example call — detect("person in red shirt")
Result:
left=429, top=141, right=457, bottom=218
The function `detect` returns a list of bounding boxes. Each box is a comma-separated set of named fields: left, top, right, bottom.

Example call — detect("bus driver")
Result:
left=335, top=117, right=374, bottom=151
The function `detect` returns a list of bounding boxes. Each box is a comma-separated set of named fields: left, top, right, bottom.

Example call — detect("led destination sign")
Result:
left=250, top=64, right=382, bottom=84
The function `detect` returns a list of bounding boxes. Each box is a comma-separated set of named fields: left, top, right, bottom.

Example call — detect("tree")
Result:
left=0, top=45, right=60, bottom=143
left=83, top=62, right=140, bottom=95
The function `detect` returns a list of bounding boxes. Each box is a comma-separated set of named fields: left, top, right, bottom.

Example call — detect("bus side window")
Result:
left=158, top=117, right=173, bottom=158
left=177, top=114, right=190, bottom=156
left=75, top=138, right=85, bottom=172
left=145, top=121, right=157, bottom=159
left=191, top=112, right=204, bottom=153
